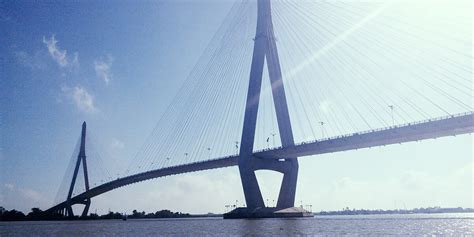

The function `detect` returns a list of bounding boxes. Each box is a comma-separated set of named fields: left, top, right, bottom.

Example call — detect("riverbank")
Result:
left=1, top=206, right=473, bottom=221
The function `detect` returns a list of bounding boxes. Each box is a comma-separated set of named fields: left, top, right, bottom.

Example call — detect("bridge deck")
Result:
left=256, top=112, right=474, bottom=159
left=46, top=155, right=238, bottom=212
left=47, top=112, right=473, bottom=213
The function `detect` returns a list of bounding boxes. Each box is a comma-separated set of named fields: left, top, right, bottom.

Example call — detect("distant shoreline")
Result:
left=1, top=206, right=473, bottom=221
left=314, top=207, right=474, bottom=216
left=193, top=210, right=474, bottom=218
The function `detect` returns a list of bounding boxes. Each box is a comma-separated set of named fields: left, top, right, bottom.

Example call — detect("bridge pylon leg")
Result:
left=276, top=160, right=298, bottom=208
left=238, top=158, right=265, bottom=209
left=81, top=199, right=91, bottom=217
left=66, top=205, right=74, bottom=217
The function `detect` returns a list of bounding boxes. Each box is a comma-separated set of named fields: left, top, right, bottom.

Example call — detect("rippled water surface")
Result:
left=1, top=213, right=473, bottom=236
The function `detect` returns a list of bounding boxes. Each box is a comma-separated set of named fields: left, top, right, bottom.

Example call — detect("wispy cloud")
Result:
left=94, top=55, right=113, bottom=85
left=42, top=35, right=79, bottom=69
left=62, top=85, right=98, bottom=113
left=43, top=35, right=67, bottom=67
left=72, top=86, right=97, bottom=113
left=111, top=138, right=125, bottom=150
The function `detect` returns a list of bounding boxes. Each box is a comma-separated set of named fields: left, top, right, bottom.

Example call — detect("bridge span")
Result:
left=46, top=112, right=473, bottom=214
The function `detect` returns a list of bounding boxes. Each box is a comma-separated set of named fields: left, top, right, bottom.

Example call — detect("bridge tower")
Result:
left=237, top=0, right=299, bottom=213
left=63, top=121, right=91, bottom=217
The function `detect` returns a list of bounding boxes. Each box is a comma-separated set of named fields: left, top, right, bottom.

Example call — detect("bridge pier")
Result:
left=60, top=200, right=90, bottom=218
left=238, top=157, right=298, bottom=209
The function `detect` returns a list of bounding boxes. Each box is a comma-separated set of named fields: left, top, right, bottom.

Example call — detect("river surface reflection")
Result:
left=1, top=213, right=473, bottom=236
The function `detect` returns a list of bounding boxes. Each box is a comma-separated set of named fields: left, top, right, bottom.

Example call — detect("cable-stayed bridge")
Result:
left=45, top=0, right=473, bottom=217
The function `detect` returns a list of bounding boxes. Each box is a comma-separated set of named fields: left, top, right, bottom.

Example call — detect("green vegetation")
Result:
left=0, top=206, right=190, bottom=221
left=2, top=206, right=472, bottom=221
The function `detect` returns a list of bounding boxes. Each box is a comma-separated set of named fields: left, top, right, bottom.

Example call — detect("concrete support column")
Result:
left=64, top=122, right=92, bottom=217
left=238, top=0, right=299, bottom=210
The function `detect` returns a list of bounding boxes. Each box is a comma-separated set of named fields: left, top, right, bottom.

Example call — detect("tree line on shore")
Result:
left=2, top=206, right=472, bottom=221
left=0, top=206, right=190, bottom=221
left=315, top=206, right=474, bottom=215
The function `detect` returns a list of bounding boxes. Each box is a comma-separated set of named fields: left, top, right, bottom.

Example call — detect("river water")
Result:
left=1, top=213, right=473, bottom=236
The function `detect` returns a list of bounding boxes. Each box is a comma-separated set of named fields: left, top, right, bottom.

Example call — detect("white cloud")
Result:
left=72, top=86, right=97, bottom=113
left=111, top=138, right=125, bottom=150
left=42, top=35, right=79, bottom=69
left=94, top=56, right=113, bottom=85
left=62, top=85, right=98, bottom=113
left=43, top=35, right=67, bottom=67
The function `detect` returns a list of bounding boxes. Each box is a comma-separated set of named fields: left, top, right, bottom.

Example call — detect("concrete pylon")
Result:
left=65, top=121, right=91, bottom=217
left=238, top=0, right=298, bottom=210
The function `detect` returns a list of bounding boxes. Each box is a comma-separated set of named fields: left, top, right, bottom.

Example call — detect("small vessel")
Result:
left=122, top=213, right=127, bottom=221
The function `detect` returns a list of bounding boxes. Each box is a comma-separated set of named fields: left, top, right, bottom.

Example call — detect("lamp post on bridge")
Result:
left=271, top=133, right=276, bottom=147
left=319, top=121, right=325, bottom=138
left=389, top=105, right=395, bottom=126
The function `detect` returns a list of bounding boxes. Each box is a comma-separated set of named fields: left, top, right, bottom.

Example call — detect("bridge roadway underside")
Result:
left=46, top=112, right=473, bottom=214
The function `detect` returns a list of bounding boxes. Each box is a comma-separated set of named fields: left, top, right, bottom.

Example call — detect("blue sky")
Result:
left=1, top=0, right=472, bottom=214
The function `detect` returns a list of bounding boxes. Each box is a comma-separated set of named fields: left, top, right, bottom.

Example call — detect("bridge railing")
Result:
left=253, top=111, right=473, bottom=154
